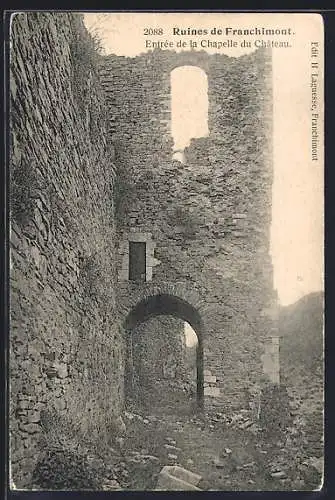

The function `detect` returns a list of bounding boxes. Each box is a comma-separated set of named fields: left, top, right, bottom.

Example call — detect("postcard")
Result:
left=8, top=11, right=324, bottom=491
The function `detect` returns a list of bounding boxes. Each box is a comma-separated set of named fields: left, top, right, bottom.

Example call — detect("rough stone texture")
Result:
left=127, top=316, right=186, bottom=381
left=10, top=13, right=123, bottom=487
left=163, top=465, right=202, bottom=486
left=156, top=468, right=202, bottom=491
left=261, top=336, right=280, bottom=384
left=279, top=292, right=323, bottom=460
left=10, top=13, right=276, bottom=488
left=125, top=315, right=195, bottom=409
left=100, top=48, right=274, bottom=410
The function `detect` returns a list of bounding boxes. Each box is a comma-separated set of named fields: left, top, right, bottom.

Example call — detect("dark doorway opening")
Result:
left=129, top=242, right=146, bottom=282
left=123, top=294, right=204, bottom=414
left=125, top=316, right=199, bottom=416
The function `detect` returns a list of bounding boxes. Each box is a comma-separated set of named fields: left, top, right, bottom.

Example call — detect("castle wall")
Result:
left=9, top=13, right=123, bottom=487
left=100, top=48, right=274, bottom=410
left=125, top=316, right=189, bottom=404
left=9, top=14, right=275, bottom=487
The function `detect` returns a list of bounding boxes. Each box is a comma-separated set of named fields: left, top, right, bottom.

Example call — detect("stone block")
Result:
left=162, top=466, right=202, bottom=486
left=118, top=270, right=129, bottom=281
left=17, top=399, right=30, bottom=410
left=54, top=397, right=66, bottom=411
left=146, top=241, right=156, bottom=251
left=27, top=410, right=41, bottom=423
left=18, top=422, right=40, bottom=434
left=266, top=344, right=279, bottom=354
left=156, top=470, right=201, bottom=491
left=128, top=231, right=152, bottom=241
left=204, top=386, right=220, bottom=397
left=28, top=340, right=46, bottom=358
left=148, top=257, right=161, bottom=267
left=233, top=213, right=247, bottom=219
left=102, top=479, right=121, bottom=490
left=121, top=253, right=129, bottom=266
left=56, top=362, right=68, bottom=379
left=204, top=375, right=217, bottom=384
left=146, top=266, right=153, bottom=281
left=21, top=361, right=41, bottom=378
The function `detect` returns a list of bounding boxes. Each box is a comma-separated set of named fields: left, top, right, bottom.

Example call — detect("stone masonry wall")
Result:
left=126, top=316, right=186, bottom=392
left=9, top=15, right=275, bottom=486
left=100, top=48, right=274, bottom=411
left=9, top=13, right=122, bottom=487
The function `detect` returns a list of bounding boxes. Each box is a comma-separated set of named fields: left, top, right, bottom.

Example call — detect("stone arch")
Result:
left=168, top=52, right=211, bottom=74
left=121, top=283, right=205, bottom=409
left=118, top=281, right=205, bottom=318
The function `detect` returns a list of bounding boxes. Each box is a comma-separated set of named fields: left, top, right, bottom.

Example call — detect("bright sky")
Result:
left=184, top=323, right=198, bottom=347
left=84, top=13, right=324, bottom=307
left=171, top=66, right=208, bottom=150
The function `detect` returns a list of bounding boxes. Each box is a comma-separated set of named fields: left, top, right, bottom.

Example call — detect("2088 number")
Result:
left=143, top=28, right=164, bottom=35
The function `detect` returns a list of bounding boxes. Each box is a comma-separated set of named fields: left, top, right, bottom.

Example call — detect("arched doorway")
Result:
left=123, top=294, right=204, bottom=412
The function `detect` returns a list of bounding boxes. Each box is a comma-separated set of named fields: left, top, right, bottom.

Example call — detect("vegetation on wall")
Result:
left=10, top=12, right=121, bottom=489
left=69, top=15, right=107, bottom=140
left=32, top=409, right=101, bottom=490
left=32, top=448, right=101, bottom=490
left=259, top=382, right=292, bottom=438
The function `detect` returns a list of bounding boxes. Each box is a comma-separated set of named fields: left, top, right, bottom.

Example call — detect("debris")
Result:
left=102, top=479, right=121, bottom=490
left=115, top=437, right=124, bottom=449
left=213, top=458, right=225, bottom=469
left=239, top=419, right=253, bottom=429
left=126, top=453, right=159, bottom=464
left=270, top=471, right=287, bottom=479
left=242, top=461, right=256, bottom=468
left=168, top=454, right=178, bottom=461
left=155, top=470, right=201, bottom=491
left=19, top=423, right=40, bottom=434
left=124, top=411, right=134, bottom=420
left=306, top=456, right=324, bottom=474
left=141, top=454, right=160, bottom=463
left=292, top=479, right=306, bottom=489
left=156, top=465, right=202, bottom=490
left=229, top=448, right=253, bottom=466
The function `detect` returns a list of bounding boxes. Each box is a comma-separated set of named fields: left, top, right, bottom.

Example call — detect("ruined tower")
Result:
left=100, top=47, right=274, bottom=410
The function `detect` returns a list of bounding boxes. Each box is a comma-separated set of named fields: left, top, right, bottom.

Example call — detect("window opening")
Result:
left=129, top=241, right=146, bottom=282
left=170, top=65, right=209, bottom=162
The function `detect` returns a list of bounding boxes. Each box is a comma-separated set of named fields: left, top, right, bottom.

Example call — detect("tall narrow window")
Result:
left=171, top=66, right=209, bottom=162
left=129, top=242, right=146, bottom=282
